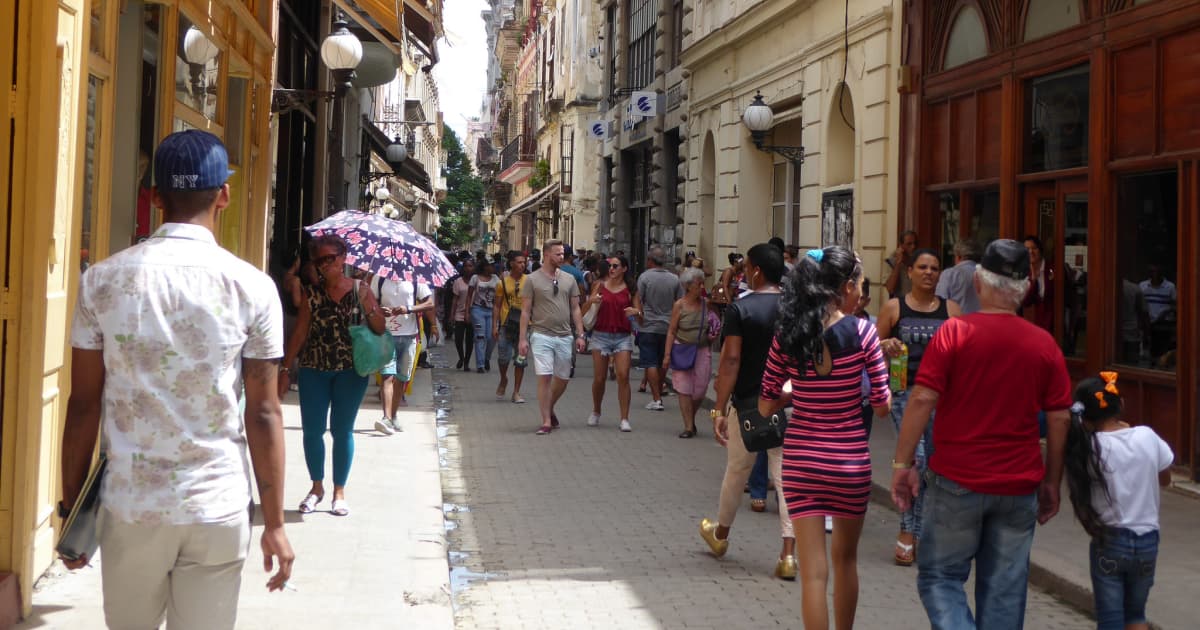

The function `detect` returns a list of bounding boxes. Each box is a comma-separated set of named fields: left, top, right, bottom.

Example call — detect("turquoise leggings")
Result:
left=297, top=367, right=369, bottom=487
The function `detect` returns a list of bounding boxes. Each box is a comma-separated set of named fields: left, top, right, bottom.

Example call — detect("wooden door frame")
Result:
left=1021, top=177, right=1089, bottom=355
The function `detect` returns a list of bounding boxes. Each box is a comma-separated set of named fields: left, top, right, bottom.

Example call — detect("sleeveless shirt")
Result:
left=896, top=296, right=951, bottom=388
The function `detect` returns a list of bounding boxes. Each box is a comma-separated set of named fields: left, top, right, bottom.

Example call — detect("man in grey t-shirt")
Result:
left=519, top=239, right=587, bottom=435
left=634, top=246, right=683, bottom=410
left=936, top=239, right=982, bottom=314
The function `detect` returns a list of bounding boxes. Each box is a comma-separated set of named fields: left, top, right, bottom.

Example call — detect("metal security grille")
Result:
left=626, top=0, right=658, bottom=90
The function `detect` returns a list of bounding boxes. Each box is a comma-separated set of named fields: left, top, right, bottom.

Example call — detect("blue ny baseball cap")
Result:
left=154, top=130, right=235, bottom=192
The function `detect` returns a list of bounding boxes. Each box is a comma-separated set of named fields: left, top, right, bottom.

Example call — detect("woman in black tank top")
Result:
left=876, top=249, right=961, bottom=566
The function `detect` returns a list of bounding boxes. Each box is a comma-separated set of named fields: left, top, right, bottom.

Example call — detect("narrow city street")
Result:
left=435, top=350, right=1093, bottom=630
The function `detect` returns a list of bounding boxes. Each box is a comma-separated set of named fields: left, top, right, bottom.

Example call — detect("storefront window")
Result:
left=1062, top=194, right=1088, bottom=358
left=938, top=190, right=998, bottom=270
left=175, top=14, right=221, bottom=121
left=226, top=74, right=248, bottom=164
left=1025, top=65, right=1089, bottom=172
left=938, top=192, right=960, bottom=269
left=970, top=190, right=1000, bottom=246
left=1115, top=171, right=1177, bottom=372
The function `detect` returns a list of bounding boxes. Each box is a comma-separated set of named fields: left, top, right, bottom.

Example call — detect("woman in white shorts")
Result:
left=582, top=255, right=639, bottom=432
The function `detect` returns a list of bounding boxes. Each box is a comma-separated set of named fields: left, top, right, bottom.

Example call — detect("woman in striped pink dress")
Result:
left=758, top=246, right=891, bottom=630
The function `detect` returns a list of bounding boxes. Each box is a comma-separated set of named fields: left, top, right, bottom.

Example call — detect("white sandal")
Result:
left=298, top=492, right=322, bottom=514
left=330, top=499, right=350, bottom=517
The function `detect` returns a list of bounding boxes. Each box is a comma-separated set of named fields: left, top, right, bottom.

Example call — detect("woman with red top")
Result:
left=582, top=255, right=640, bottom=432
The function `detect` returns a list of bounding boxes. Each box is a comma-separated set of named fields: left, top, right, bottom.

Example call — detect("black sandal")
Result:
left=678, top=429, right=696, bottom=439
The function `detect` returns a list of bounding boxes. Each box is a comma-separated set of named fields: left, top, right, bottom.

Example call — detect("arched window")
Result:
left=1024, top=0, right=1082, bottom=42
left=943, top=5, right=988, bottom=70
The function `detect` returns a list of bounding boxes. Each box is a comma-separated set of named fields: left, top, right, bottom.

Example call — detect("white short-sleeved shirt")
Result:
left=378, top=279, right=432, bottom=336
left=70, top=223, right=283, bottom=526
left=1093, top=425, right=1175, bottom=534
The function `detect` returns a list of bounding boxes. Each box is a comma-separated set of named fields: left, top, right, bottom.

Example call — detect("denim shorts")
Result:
left=589, top=331, right=633, bottom=356
left=497, top=333, right=528, bottom=367
left=637, top=332, right=667, bottom=368
left=1090, top=527, right=1159, bottom=629
left=380, top=334, right=418, bottom=381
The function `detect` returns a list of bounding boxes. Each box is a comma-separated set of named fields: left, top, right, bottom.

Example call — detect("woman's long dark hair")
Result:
left=1064, top=376, right=1120, bottom=540
left=776, top=246, right=862, bottom=367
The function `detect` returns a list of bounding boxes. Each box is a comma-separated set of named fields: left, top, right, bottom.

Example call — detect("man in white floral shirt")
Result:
left=61, top=130, right=294, bottom=629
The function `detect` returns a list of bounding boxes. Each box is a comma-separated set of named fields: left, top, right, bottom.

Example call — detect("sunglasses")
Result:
left=552, top=277, right=559, bottom=296
left=313, top=254, right=339, bottom=267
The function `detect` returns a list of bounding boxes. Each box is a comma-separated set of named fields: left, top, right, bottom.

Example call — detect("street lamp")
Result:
left=320, top=14, right=363, bottom=97
left=741, top=91, right=805, bottom=164
left=362, top=136, right=410, bottom=185
left=386, top=135, right=408, bottom=164
left=271, top=12, right=363, bottom=110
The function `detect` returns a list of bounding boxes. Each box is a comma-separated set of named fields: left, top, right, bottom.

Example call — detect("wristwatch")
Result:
left=891, top=459, right=914, bottom=470
left=709, top=407, right=724, bottom=419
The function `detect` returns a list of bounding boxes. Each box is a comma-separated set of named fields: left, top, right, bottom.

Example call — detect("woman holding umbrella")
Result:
left=279, top=234, right=387, bottom=517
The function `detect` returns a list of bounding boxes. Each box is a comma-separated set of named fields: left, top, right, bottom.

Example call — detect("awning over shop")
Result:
left=342, top=0, right=440, bottom=61
left=364, top=117, right=433, bottom=194
left=504, top=182, right=560, bottom=219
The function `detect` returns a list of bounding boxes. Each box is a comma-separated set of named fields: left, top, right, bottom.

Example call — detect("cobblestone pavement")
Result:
left=436, top=354, right=1092, bottom=630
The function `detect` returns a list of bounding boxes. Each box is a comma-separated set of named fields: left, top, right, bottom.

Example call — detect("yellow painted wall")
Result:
left=1, top=0, right=280, bottom=618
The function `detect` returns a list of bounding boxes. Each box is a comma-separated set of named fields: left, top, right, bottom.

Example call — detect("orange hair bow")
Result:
left=1095, top=371, right=1120, bottom=408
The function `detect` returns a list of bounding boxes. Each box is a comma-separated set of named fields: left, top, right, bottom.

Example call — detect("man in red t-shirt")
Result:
left=890, top=239, right=1072, bottom=630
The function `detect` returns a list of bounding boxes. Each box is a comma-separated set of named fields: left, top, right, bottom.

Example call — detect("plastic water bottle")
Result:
left=889, top=343, right=909, bottom=392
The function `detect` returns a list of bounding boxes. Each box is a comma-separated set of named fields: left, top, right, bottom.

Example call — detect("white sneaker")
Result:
left=390, top=418, right=404, bottom=433
left=586, top=413, right=600, bottom=427
left=645, top=400, right=665, bottom=411
left=375, top=418, right=394, bottom=435
left=619, top=419, right=632, bottom=432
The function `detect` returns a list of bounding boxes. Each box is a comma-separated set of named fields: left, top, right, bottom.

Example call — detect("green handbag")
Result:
left=349, top=280, right=393, bottom=376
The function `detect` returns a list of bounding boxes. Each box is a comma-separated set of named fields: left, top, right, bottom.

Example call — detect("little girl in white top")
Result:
left=1064, top=371, right=1173, bottom=630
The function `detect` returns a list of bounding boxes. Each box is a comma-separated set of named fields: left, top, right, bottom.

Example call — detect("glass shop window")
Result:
left=1025, top=65, right=1089, bottom=172
left=1114, top=171, right=1177, bottom=372
left=175, top=13, right=221, bottom=121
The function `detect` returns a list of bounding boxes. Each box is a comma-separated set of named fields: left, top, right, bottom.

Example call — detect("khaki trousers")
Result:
left=98, top=508, right=250, bottom=630
left=716, top=408, right=793, bottom=538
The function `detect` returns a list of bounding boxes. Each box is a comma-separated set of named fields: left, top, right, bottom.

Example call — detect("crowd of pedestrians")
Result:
left=56, top=129, right=1174, bottom=629
left=431, top=234, right=1177, bottom=628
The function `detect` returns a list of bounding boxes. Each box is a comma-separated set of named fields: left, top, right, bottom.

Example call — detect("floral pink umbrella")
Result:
left=305, top=210, right=456, bottom=286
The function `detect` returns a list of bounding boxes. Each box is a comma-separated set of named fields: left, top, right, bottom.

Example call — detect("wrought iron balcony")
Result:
left=498, top=135, right=535, bottom=184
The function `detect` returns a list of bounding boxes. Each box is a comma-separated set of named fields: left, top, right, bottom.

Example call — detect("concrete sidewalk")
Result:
left=16, top=369, right=453, bottom=629
left=866, top=426, right=1198, bottom=630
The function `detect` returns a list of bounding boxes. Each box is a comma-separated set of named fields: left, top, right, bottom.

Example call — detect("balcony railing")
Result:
left=499, top=135, right=534, bottom=172
left=498, top=135, right=536, bottom=186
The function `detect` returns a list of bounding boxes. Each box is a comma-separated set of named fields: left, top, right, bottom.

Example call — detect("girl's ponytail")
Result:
left=1064, top=373, right=1121, bottom=541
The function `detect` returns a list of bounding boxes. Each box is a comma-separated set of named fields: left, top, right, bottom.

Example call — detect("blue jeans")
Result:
left=748, top=451, right=769, bottom=500
left=891, top=389, right=933, bottom=538
left=1091, top=528, right=1159, bottom=629
left=471, top=305, right=496, bottom=369
left=917, top=471, right=1038, bottom=630
left=297, top=368, right=369, bottom=487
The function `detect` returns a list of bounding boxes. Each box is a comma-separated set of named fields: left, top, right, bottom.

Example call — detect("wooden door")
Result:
left=1022, top=182, right=1057, bottom=336
left=1022, top=179, right=1089, bottom=365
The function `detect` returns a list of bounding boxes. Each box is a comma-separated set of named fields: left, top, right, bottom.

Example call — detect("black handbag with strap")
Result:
left=733, top=396, right=789, bottom=452
left=499, top=276, right=522, bottom=339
